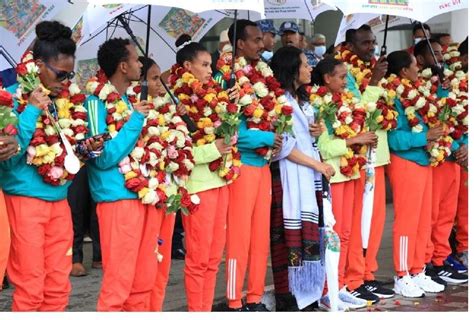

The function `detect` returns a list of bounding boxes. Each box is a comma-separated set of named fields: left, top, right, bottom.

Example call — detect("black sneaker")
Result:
left=275, top=293, right=299, bottom=311
left=245, top=302, right=270, bottom=311
left=425, top=264, right=448, bottom=286
left=364, top=280, right=395, bottom=298
left=433, top=263, right=468, bottom=285
left=349, top=284, right=380, bottom=304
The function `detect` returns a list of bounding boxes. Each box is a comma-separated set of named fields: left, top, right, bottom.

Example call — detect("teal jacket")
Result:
left=0, top=83, right=71, bottom=201
left=85, top=95, right=144, bottom=203
left=388, top=98, right=431, bottom=166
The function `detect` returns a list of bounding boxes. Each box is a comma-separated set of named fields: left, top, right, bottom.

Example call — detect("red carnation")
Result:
left=0, top=90, right=13, bottom=106
left=16, top=64, right=28, bottom=76
left=70, top=93, right=86, bottom=105
left=106, top=92, right=121, bottom=103
left=316, top=86, right=328, bottom=96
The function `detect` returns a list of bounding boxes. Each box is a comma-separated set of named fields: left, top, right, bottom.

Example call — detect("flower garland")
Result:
left=336, top=49, right=398, bottom=131
left=308, top=85, right=368, bottom=177
left=168, top=64, right=241, bottom=182
left=0, top=88, right=18, bottom=136
left=15, top=51, right=87, bottom=185
left=216, top=53, right=293, bottom=159
left=86, top=71, right=199, bottom=214
left=385, top=73, right=453, bottom=166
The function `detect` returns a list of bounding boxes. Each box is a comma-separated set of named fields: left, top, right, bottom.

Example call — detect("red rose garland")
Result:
left=0, top=88, right=18, bottom=136
left=308, top=85, right=368, bottom=177
left=336, top=49, right=397, bottom=131
left=168, top=64, right=242, bottom=182
left=216, top=54, right=293, bottom=159
left=15, top=51, right=87, bottom=185
left=86, top=71, right=199, bottom=214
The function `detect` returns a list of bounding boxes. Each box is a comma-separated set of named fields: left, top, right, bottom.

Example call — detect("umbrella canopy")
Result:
left=228, top=0, right=336, bottom=21
left=322, top=0, right=467, bottom=22
left=0, top=0, right=87, bottom=70
left=75, top=5, right=225, bottom=86
left=87, top=0, right=265, bottom=16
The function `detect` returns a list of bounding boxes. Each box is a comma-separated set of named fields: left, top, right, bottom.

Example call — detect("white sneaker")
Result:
left=338, top=287, right=367, bottom=309
left=393, top=275, right=425, bottom=298
left=319, top=294, right=349, bottom=312
left=412, top=272, right=445, bottom=293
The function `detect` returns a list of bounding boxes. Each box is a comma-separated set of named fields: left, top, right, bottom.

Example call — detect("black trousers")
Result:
left=67, top=167, right=101, bottom=263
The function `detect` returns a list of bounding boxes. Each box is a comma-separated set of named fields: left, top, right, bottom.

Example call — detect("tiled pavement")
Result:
left=0, top=204, right=468, bottom=312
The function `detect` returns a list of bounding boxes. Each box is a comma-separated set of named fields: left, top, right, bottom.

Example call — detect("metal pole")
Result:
left=145, top=5, right=151, bottom=57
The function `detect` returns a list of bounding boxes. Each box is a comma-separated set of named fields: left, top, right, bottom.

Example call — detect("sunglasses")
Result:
left=44, top=62, right=76, bottom=81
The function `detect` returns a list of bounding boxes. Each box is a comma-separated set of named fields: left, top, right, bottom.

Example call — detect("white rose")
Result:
left=421, top=68, right=432, bottom=78
left=176, top=124, right=188, bottom=133
left=71, top=119, right=85, bottom=127
left=462, top=117, right=468, bottom=126
left=190, top=194, right=200, bottom=205
left=407, top=89, right=417, bottom=100
left=431, top=148, right=439, bottom=157
left=345, top=115, right=353, bottom=125
left=51, top=143, right=63, bottom=156
left=149, top=153, right=159, bottom=167
left=238, top=76, right=250, bottom=86
left=203, top=106, right=213, bottom=117
left=455, top=70, right=465, bottom=79
left=404, top=106, right=416, bottom=115
left=444, top=69, right=454, bottom=78
left=239, top=94, right=253, bottom=106
left=58, top=118, right=72, bottom=128
left=184, top=159, right=194, bottom=171
left=168, top=161, right=179, bottom=172
left=396, top=84, right=405, bottom=95
left=332, top=120, right=342, bottom=129
left=323, top=94, right=333, bottom=104
left=68, top=83, right=81, bottom=96
left=339, top=106, right=351, bottom=114
left=44, top=125, right=56, bottom=136
left=452, top=105, right=464, bottom=115
left=147, top=127, right=160, bottom=136
left=142, top=190, right=159, bottom=205
left=451, top=51, right=461, bottom=57
left=75, top=133, right=85, bottom=140
left=203, top=126, right=215, bottom=135
left=149, top=142, right=163, bottom=151
left=253, top=82, right=269, bottom=97
left=148, top=177, right=159, bottom=190
left=74, top=105, right=87, bottom=113
left=415, top=97, right=426, bottom=109
left=26, top=62, right=39, bottom=74
left=86, top=81, right=98, bottom=95
left=62, top=128, right=74, bottom=137
left=365, top=102, right=377, bottom=113
left=428, top=104, right=438, bottom=114
left=130, top=147, right=145, bottom=160
left=130, top=160, right=140, bottom=170
left=443, top=53, right=451, bottom=61
left=98, top=84, right=113, bottom=100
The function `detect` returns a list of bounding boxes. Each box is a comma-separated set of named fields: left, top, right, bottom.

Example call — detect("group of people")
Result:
left=0, top=16, right=468, bottom=313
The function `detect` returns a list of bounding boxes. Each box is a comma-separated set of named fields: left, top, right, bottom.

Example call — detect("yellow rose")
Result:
left=158, top=114, right=165, bottom=126
left=386, top=112, right=394, bottom=120
left=376, top=115, right=384, bottom=123
left=35, top=144, right=50, bottom=157
left=138, top=187, right=149, bottom=199
left=204, top=93, right=216, bottom=103
left=340, top=157, right=348, bottom=167
left=159, top=161, right=166, bottom=171
left=218, top=91, right=229, bottom=99
left=197, top=138, right=206, bottom=146
left=360, top=145, right=368, bottom=155
left=116, top=100, right=128, bottom=114
left=253, top=108, right=264, bottom=118
left=204, top=134, right=216, bottom=142
left=219, top=167, right=230, bottom=177
left=161, top=131, right=171, bottom=140
left=125, top=171, right=138, bottom=180
left=182, top=72, right=195, bottom=83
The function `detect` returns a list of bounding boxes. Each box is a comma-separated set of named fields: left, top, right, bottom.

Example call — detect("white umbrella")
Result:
left=0, top=0, right=88, bottom=70
left=334, top=13, right=379, bottom=46
left=75, top=5, right=226, bottom=84
left=321, top=177, right=340, bottom=312
left=228, top=0, right=336, bottom=21
left=361, top=146, right=376, bottom=254
left=322, top=0, right=467, bottom=22
left=87, top=0, right=265, bottom=16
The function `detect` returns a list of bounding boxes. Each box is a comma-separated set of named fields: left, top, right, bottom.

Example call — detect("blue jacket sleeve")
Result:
left=388, top=99, right=427, bottom=151
left=237, top=116, right=275, bottom=150
left=0, top=105, right=42, bottom=169
left=86, top=96, right=145, bottom=170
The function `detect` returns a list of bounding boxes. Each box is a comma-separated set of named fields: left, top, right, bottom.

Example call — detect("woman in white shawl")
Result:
left=269, top=46, right=335, bottom=310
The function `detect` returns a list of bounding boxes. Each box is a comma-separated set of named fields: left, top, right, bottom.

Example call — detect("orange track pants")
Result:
left=182, top=186, right=229, bottom=311
left=5, top=195, right=72, bottom=311
left=149, top=211, right=176, bottom=311
left=455, top=169, right=468, bottom=253
left=226, top=165, right=271, bottom=308
left=0, top=191, right=10, bottom=290
left=331, top=177, right=362, bottom=290
left=426, top=161, right=461, bottom=266
left=387, top=154, right=432, bottom=276
left=96, top=200, right=160, bottom=311
left=346, top=167, right=387, bottom=289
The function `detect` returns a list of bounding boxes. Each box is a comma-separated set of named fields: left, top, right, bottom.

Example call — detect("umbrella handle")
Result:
left=380, top=15, right=389, bottom=56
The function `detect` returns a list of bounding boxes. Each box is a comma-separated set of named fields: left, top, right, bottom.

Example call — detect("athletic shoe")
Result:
left=412, top=272, right=445, bottom=293
left=425, top=263, right=448, bottom=286
left=338, top=287, right=367, bottom=309
left=349, top=284, right=380, bottom=304
left=457, top=251, right=468, bottom=269
left=364, top=280, right=395, bottom=298
left=432, top=263, right=468, bottom=284
left=446, top=255, right=468, bottom=273
left=393, top=275, right=425, bottom=298
left=245, top=302, right=270, bottom=311
left=319, top=294, right=349, bottom=311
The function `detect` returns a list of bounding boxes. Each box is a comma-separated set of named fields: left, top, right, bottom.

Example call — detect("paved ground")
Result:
left=0, top=204, right=468, bottom=312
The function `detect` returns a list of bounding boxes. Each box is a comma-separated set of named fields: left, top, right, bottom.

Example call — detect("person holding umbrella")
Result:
left=335, top=24, right=395, bottom=302
left=256, top=20, right=277, bottom=63
left=214, top=19, right=284, bottom=311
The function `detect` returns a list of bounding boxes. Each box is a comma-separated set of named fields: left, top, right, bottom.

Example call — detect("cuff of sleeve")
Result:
left=412, top=132, right=428, bottom=148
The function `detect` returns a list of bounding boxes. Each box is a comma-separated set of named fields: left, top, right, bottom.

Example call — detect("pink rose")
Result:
left=190, top=94, right=199, bottom=103
left=49, top=166, right=64, bottom=180
left=213, top=120, right=222, bottom=128
left=26, top=146, right=36, bottom=163
left=167, top=146, right=179, bottom=159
